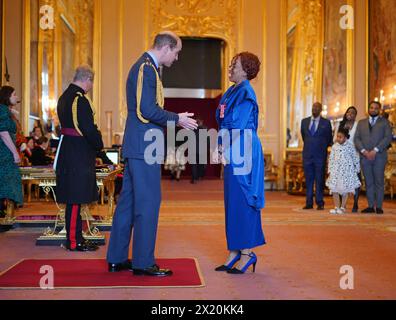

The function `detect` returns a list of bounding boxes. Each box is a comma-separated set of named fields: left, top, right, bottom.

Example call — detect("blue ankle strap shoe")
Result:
left=215, top=251, right=242, bottom=272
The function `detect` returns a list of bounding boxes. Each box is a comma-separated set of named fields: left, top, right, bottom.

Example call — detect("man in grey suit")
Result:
left=354, top=101, right=392, bottom=214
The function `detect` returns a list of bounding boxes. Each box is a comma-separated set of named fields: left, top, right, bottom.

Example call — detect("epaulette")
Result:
left=136, top=59, right=164, bottom=124
left=72, top=92, right=98, bottom=136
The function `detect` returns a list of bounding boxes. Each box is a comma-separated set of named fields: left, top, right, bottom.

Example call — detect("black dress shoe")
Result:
left=108, top=260, right=133, bottom=272
left=352, top=207, right=358, bottom=213
left=317, top=205, right=325, bottom=211
left=361, top=207, right=375, bottom=214
left=66, top=241, right=99, bottom=252
left=376, top=208, right=384, bottom=215
left=303, top=206, right=313, bottom=210
left=133, top=265, right=173, bottom=277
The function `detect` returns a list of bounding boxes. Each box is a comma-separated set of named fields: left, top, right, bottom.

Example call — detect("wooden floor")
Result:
left=1, top=179, right=396, bottom=300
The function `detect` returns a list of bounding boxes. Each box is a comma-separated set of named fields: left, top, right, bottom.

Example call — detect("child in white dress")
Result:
left=326, top=127, right=361, bottom=214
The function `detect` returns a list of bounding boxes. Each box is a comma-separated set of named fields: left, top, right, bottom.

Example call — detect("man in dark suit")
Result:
left=354, top=101, right=392, bottom=214
left=55, top=65, right=104, bottom=252
left=107, top=31, right=197, bottom=276
left=301, top=102, right=333, bottom=210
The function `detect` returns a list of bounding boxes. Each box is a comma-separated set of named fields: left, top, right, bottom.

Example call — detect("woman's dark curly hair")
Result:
left=233, top=52, right=261, bottom=80
left=0, top=85, right=15, bottom=106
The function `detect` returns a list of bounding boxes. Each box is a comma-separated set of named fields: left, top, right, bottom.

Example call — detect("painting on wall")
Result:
left=322, top=0, right=347, bottom=118
left=369, top=0, right=396, bottom=106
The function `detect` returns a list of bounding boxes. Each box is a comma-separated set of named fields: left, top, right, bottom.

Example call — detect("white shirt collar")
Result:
left=147, top=51, right=159, bottom=69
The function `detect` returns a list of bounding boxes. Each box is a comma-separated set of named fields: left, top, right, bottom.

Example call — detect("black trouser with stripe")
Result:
left=65, top=204, right=83, bottom=249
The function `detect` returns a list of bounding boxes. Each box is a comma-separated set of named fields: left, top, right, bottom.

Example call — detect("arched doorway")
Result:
left=162, top=37, right=225, bottom=179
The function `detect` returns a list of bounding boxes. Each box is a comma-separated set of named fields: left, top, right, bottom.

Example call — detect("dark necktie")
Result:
left=369, top=117, right=376, bottom=131
left=310, top=119, right=317, bottom=136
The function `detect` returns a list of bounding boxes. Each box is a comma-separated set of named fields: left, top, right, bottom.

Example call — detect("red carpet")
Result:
left=0, top=259, right=204, bottom=289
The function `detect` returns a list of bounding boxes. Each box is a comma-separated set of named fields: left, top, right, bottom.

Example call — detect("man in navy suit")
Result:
left=107, top=31, right=197, bottom=276
left=301, top=102, right=333, bottom=210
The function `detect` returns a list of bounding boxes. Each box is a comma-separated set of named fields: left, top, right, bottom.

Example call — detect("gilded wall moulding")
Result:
left=297, top=0, right=323, bottom=90
left=148, top=0, right=240, bottom=54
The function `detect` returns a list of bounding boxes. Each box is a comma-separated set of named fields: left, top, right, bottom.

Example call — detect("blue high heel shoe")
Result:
left=227, top=252, right=257, bottom=274
left=215, top=252, right=241, bottom=272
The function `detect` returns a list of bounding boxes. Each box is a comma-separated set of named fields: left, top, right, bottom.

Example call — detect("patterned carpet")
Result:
left=1, top=179, right=395, bottom=299
left=15, top=180, right=396, bottom=230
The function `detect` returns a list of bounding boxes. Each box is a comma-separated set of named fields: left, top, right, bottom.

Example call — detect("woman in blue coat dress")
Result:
left=215, top=52, right=266, bottom=274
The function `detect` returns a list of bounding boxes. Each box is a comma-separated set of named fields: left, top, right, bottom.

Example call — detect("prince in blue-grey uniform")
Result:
left=107, top=32, right=197, bottom=276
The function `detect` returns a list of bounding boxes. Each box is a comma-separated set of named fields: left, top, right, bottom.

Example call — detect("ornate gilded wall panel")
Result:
left=322, top=0, right=347, bottom=117
left=23, top=0, right=96, bottom=131
left=284, top=0, right=324, bottom=148
left=322, top=0, right=355, bottom=120
left=148, top=0, right=239, bottom=51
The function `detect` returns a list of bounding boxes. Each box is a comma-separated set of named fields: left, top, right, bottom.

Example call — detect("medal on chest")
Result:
left=219, top=104, right=227, bottom=119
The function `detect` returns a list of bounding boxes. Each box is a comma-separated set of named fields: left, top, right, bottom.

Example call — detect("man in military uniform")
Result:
left=107, top=32, right=197, bottom=276
left=55, top=66, right=104, bottom=252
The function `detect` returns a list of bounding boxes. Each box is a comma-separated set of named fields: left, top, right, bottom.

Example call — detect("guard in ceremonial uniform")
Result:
left=107, top=32, right=197, bottom=276
left=55, top=66, right=104, bottom=252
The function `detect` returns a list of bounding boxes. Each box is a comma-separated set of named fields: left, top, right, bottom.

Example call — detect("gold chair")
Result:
left=102, top=168, right=124, bottom=220
left=22, top=179, right=41, bottom=202
left=264, top=152, right=279, bottom=191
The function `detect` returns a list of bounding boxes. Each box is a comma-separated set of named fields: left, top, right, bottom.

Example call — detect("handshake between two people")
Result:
left=177, top=112, right=198, bottom=131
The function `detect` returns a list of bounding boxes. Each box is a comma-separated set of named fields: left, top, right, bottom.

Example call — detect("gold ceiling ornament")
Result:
left=148, top=0, right=239, bottom=52
left=174, top=0, right=214, bottom=14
